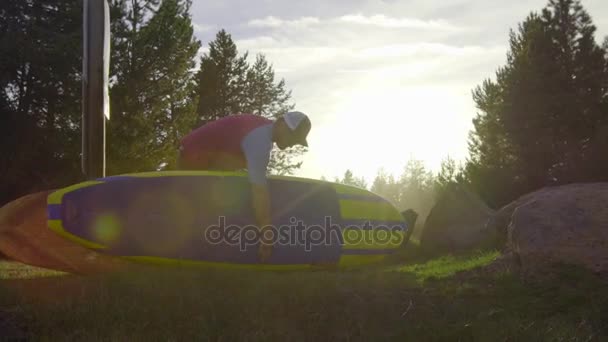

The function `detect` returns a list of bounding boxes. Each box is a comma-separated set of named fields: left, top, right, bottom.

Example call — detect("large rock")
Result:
left=485, top=189, right=550, bottom=251
left=506, top=183, right=608, bottom=275
left=421, top=183, right=495, bottom=253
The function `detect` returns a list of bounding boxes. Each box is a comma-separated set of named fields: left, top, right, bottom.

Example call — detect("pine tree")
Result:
left=107, top=0, right=201, bottom=174
left=370, top=169, right=389, bottom=195
left=466, top=14, right=553, bottom=207
left=369, top=163, right=436, bottom=219
left=398, top=159, right=435, bottom=214
left=539, top=0, right=608, bottom=181
left=434, top=157, right=466, bottom=198
left=338, top=169, right=367, bottom=189
left=466, top=0, right=608, bottom=207
left=195, top=29, right=249, bottom=123
left=0, top=0, right=83, bottom=204
left=370, top=169, right=401, bottom=206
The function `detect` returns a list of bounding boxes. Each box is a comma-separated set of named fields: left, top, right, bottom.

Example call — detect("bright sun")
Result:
left=296, top=83, right=474, bottom=183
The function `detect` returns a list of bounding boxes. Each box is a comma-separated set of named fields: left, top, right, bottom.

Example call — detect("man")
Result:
left=177, top=111, right=311, bottom=262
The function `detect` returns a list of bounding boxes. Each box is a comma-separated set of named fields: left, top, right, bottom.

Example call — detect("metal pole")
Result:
left=82, top=0, right=110, bottom=179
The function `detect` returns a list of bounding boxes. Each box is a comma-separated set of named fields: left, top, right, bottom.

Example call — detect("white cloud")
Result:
left=337, top=14, right=463, bottom=30
left=246, top=14, right=465, bottom=32
left=237, top=15, right=476, bottom=76
left=248, top=16, right=321, bottom=28
left=358, top=42, right=504, bottom=59
left=235, top=36, right=503, bottom=84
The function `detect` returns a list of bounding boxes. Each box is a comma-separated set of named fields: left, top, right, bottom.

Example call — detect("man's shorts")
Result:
left=176, top=146, right=242, bottom=171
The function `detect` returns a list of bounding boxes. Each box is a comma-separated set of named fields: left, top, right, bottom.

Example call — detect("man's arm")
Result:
left=242, top=126, right=275, bottom=262
left=241, top=126, right=274, bottom=229
left=250, top=180, right=273, bottom=263
left=251, top=183, right=272, bottom=228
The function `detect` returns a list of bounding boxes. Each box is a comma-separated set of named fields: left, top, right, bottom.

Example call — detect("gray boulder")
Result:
left=505, top=183, right=608, bottom=275
left=421, top=183, right=495, bottom=253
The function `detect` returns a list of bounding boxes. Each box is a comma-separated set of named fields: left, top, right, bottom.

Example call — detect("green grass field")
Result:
left=1, top=244, right=607, bottom=341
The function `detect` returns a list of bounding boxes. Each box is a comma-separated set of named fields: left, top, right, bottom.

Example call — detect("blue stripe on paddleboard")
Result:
left=96, top=176, right=134, bottom=182
left=341, top=249, right=397, bottom=255
left=47, top=204, right=62, bottom=220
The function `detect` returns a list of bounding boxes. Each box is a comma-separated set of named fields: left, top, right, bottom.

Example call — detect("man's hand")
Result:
left=251, top=183, right=273, bottom=262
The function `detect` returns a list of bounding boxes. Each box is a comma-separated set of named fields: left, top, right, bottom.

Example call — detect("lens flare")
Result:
left=93, top=214, right=121, bottom=244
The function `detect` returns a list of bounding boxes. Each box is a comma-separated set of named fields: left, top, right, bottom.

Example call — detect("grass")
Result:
left=395, top=250, right=501, bottom=282
left=1, top=247, right=607, bottom=341
left=0, top=261, right=66, bottom=280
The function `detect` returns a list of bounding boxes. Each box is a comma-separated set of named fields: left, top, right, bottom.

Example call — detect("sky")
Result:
left=189, top=0, right=608, bottom=184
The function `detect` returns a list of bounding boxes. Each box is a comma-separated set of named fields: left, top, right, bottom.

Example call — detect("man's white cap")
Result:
left=282, top=111, right=310, bottom=147
left=283, top=111, right=309, bottom=131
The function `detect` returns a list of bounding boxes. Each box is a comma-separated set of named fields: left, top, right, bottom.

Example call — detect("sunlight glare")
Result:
left=299, top=82, right=473, bottom=183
